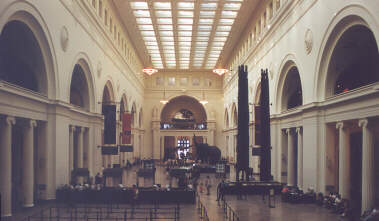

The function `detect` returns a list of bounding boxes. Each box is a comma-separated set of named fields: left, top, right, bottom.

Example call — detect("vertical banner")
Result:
left=254, top=105, right=261, bottom=146
left=122, top=113, right=132, bottom=144
left=102, top=105, right=116, bottom=144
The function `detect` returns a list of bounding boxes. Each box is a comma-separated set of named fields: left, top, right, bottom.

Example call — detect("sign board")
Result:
left=101, top=146, right=118, bottom=155
left=119, top=145, right=133, bottom=152
left=252, top=147, right=262, bottom=156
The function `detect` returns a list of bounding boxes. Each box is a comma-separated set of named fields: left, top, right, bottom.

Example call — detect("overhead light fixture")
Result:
left=160, top=89, right=168, bottom=104
left=143, top=68, right=158, bottom=75
left=213, top=68, right=228, bottom=76
left=200, top=90, right=208, bottom=105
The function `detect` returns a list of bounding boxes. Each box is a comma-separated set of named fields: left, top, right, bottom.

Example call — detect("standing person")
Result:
left=131, top=184, right=139, bottom=217
left=205, top=176, right=212, bottom=195
left=217, top=179, right=225, bottom=201
left=95, top=173, right=103, bottom=189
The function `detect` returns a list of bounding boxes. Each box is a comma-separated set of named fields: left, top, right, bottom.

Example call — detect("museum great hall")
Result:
left=0, top=0, right=378, bottom=220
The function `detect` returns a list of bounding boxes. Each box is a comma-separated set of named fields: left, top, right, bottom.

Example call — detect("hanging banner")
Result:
left=119, top=145, right=133, bottom=152
left=102, top=105, right=116, bottom=144
left=122, top=113, right=132, bottom=144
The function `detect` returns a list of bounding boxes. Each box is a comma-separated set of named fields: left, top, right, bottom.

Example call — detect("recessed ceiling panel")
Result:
left=115, top=0, right=255, bottom=70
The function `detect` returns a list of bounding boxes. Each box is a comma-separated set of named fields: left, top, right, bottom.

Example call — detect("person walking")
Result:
left=205, top=176, right=212, bottom=195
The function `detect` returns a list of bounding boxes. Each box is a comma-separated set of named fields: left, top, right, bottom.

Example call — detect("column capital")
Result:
left=28, top=119, right=37, bottom=128
left=358, top=118, right=368, bottom=128
left=296, top=127, right=302, bottom=134
left=5, top=116, right=16, bottom=125
left=285, top=128, right=292, bottom=134
left=70, top=125, right=76, bottom=132
left=78, top=127, right=86, bottom=133
left=336, top=122, right=344, bottom=130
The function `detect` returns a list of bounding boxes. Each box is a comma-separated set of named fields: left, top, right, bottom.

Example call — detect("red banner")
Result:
left=122, top=113, right=132, bottom=144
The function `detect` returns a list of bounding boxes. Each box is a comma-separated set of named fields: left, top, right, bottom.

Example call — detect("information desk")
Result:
left=56, top=187, right=195, bottom=204
left=222, top=181, right=283, bottom=195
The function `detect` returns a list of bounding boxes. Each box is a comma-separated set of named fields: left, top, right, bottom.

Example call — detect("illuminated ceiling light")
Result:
left=213, top=68, right=228, bottom=76
left=142, top=68, right=158, bottom=75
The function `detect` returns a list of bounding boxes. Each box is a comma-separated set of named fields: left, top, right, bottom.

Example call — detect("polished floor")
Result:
left=3, top=164, right=345, bottom=221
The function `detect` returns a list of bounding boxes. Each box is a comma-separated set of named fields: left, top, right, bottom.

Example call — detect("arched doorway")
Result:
left=281, top=67, right=302, bottom=111
left=160, top=96, right=208, bottom=161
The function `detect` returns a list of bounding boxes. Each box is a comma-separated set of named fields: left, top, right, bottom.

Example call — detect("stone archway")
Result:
left=69, top=64, right=90, bottom=110
left=326, top=25, right=379, bottom=97
left=0, top=20, right=45, bottom=93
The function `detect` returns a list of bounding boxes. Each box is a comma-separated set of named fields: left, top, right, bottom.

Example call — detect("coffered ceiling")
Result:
left=113, top=0, right=259, bottom=71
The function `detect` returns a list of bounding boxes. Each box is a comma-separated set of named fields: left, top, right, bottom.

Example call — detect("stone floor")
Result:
left=3, top=164, right=346, bottom=221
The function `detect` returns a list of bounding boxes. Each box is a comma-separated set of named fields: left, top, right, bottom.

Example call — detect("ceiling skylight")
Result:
left=128, top=0, right=245, bottom=69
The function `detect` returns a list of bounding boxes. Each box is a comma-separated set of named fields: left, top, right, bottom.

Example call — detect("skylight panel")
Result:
left=177, top=2, right=194, bottom=10
left=150, top=53, right=161, bottom=58
left=221, top=11, right=238, bottom=18
left=211, top=46, right=223, bottom=50
left=143, top=36, right=157, bottom=42
left=162, top=41, right=174, bottom=46
left=139, top=25, right=154, bottom=30
left=163, top=46, right=175, bottom=50
left=130, top=2, right=148, bottom=10
left=217, top=25, right=232, bottom=31
left=196, top=41, right=208, bottom=46
left=154, top=2, right=171, bottom=10
left=136, top=17, right=152, bottom=24
left=160, top=36, right=174, bottom=41
left=145, top=41, right=158, bottom=46
left=141, top=31, right=155, bottom=36
left=195, top=46, right=207, bottom=50
left=148, top=49, right=160, bottom=54
left=178, top=31, right=192, bottom=37
left=163, top=49, right=175, bottom=54
left=178, top=36, right=192, bottom=41
left=223, top=3, right=241, bottom=10
left=215, top=31, right=229, bottom=37
left=200, top=3, right=217, bottom=10
left=179, top=46, right=191, bottom=50
left=196, top=36, right=209, bottom=41
left=212, top=41, right=225, bottom=47
left=177, top=18, right=193, bottom=25
left=179, top=42, right=191, bottom=46
left=219, top=19, right=235, bottom=25
left=146, top=45, right=159, bottom=50
left=155, top=10, right=172, bottom=17
left=179, top=53, right=190, bottom=58
left=134, top=10, right=150, bottom=17
left=158, top=25, right=173, bottom=31
left=198, top=25, right=212, bottom=31
left=157, top=18, right=172, bottom=24
left=198, top=19, right=213, bottom=25
left=197, top=31, right=211, bottom=37
left=177, top=11, right=194, bottom=18
left=214, top=37, right=227, bottom=42
left=178, top=25, right=192, bottom=31
left=199, top=11, right=215, bottom=18
left=159, top=31, right=173, bottom=37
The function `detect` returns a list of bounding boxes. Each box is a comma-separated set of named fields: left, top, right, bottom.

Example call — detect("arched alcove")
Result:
left=131, top=102, right=137, bottom=127
left=281, top=66, right=303, bottom=111
left=231, top=103, right=237, bottom=128
left=120, top=94, right=128, bottom=118
left=0, top=20, right=45, bottom=93
left=160, top=96, right=207, bottom=130
left=139, top=108, right=143, bottom=128
left=224, top=108, right=229, bottom=128
left=69, top=64, right=90, bottom=110
left=326, top=25, right=379, bottom=96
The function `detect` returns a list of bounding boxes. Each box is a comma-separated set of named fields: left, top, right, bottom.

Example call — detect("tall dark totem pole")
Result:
left=236, top=65, right=250, bottom=181
left=260, top=69, right=272, bottom=181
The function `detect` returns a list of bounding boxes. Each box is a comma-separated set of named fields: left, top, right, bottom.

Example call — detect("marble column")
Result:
left=359, top=119, right=375, bottom=213
left=77, top=127, right=84, bottom=168
left=296, top=127, right=303, bottom=189
left=0, top=116, right=16, bottom=217
left=336, top=122, right=350, bottom=199
left=69, top=126, right=75, bottom=179
left=286, top=128, right=295, bottom=186
left=23, top=119, right=37, bottom=207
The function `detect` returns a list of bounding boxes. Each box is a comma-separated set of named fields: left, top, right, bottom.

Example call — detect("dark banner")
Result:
left=252, top=147, right=262, bottom=156
left=254, top=106, right=261, bottom=146
left=102, top=105, right=116, bottom=144
left=122, top=113, right=132, bottom=144
left=101, top=146, right=118, bottom=155
left=119, top=145, right=133, bottom=152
